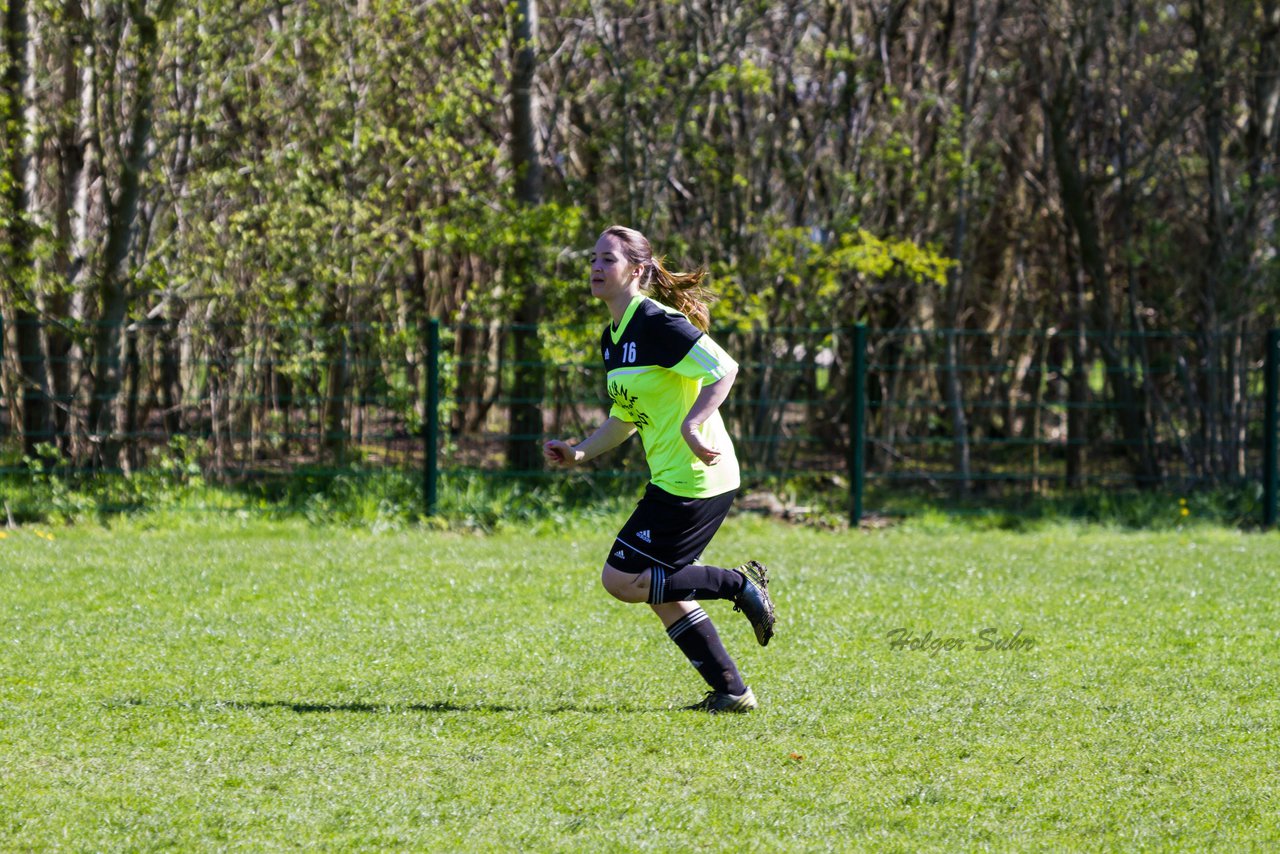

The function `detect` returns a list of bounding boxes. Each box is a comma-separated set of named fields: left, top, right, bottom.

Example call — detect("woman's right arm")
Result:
left=543, top=416, right=637, bottom=467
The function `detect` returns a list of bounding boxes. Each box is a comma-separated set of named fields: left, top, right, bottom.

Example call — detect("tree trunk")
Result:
left=1118, top=0, right=1161, bottom=487
left=1067, top=287, right=1088, bottom=490
left=3, top=0, right=52, bottom=461
left=122, top=322, right=142, bottom=473
left=158, top=315, right=182, bottom=438
left=66, top=2, right=97, bottom=465
left=507, top=0, right=546, bottom=472
left=940, top=0, right=979, bottom=498
left=320, top=289, right=349, bottom=463
left=45, top=0, right=89, bottom=459
left=87, top=1, right=172, bottom=469
left=1046, top=67, right=1157, bottom=488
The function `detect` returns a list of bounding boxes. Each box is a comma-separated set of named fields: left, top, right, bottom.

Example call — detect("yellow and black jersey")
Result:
left=600, top=295, right=740, bottom=498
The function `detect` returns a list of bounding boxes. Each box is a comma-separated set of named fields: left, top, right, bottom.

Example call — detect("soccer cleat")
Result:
left=681, top=686, right=758, bottom=713
left=732, top=560, right=775, bottom=646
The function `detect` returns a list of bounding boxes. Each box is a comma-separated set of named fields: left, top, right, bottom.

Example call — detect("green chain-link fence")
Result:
left=422, top=321, right=1279, bottom=526
left=2, top=317, right=1277, bottom=525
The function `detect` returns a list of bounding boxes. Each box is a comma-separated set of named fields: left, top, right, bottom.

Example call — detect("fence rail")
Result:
left=1, top=316, right=1276, bottom=526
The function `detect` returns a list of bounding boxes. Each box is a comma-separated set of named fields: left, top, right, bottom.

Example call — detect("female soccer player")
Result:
left=543, top=225, right=775, bottom=713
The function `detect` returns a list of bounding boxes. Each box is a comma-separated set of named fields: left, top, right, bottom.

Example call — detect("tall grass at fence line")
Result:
left=0, top=440, right=1263, bottom=533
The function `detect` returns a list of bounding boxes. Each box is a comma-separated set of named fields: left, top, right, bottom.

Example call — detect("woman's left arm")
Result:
left=681, top=363, right=738, bottom=465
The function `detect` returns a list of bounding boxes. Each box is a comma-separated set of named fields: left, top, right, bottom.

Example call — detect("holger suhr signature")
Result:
left=886, top=627, right=1035, bottom=656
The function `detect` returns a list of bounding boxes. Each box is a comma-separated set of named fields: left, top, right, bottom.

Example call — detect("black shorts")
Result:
left=607, top=483, right=737, bottom=574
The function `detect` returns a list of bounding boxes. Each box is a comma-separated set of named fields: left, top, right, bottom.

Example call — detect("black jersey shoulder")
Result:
left=600, top=299, right=701, bottom=370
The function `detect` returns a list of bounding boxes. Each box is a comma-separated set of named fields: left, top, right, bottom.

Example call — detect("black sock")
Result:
left=648, top=564, right=744, bottom=604
left=665, top=607, right=746, bottom=695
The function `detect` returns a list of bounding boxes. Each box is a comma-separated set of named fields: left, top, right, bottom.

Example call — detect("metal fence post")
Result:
left=425, top=318, right=441, bottom=517
left=1265, top=328, right=1279, bottom=529
left=848, top=323, right=868, bottom=527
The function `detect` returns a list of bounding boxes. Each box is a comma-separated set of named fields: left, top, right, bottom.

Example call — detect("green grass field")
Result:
left=2, top=515, right=1278, bottom=850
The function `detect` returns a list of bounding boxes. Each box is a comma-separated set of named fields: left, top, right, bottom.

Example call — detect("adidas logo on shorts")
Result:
left=614, top=549, right=626, bottom=560
left=637, top=530, right=652, bottom=543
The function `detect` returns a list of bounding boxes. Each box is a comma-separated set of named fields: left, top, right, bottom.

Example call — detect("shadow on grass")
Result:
left=233, top=700, right=523, bottom=714
left=169, top=699, right=666, bottom=714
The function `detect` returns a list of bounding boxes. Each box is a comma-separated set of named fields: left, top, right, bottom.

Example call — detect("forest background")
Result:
left=1, top=0, right=1277, bottom=509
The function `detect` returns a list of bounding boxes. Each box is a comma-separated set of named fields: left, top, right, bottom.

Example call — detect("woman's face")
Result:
left=590, top=233, right=641, bottom=301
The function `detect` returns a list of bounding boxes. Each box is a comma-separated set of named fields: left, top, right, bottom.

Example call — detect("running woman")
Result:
left=543, top=225, right=775, bottom=713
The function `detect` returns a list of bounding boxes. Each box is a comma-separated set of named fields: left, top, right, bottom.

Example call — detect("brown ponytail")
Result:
left=601, top=225, right=714, bottom=332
